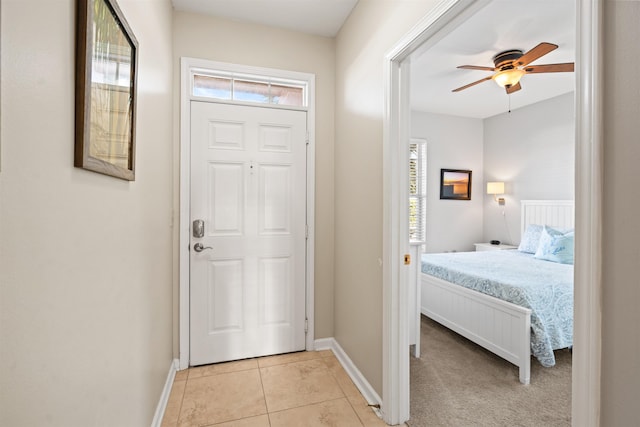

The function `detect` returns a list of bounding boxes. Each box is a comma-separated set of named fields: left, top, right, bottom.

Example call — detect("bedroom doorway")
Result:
left=382, top=0, right=603, bottom=425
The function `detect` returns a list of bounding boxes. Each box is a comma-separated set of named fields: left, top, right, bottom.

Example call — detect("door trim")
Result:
left=178, top=57, right=316, bottom=370
left=382, top=0, right=602, bottom=425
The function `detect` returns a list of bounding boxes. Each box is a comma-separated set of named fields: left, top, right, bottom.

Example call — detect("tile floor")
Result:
left=161, top=350, right=388, bottom=427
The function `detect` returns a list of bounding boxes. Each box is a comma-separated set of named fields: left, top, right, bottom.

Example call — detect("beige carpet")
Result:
left=408, top=315, right=571, bottom=427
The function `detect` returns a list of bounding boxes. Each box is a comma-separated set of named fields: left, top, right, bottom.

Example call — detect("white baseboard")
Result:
left=313, top=338, right=335, bottom=351
left=151, top=358, right=179, bottom=427
left=314, top=338, right=382, bottom=407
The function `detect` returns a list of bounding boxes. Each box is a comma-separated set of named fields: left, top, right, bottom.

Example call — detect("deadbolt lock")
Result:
left=193, top=219, right=204, bottom=238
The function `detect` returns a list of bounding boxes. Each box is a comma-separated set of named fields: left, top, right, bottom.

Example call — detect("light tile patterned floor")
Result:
left=161, top=350, right=388, bottom=427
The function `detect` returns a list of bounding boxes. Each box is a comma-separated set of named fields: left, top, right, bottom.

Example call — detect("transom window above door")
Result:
left=192, top=71, right=307, bottom=108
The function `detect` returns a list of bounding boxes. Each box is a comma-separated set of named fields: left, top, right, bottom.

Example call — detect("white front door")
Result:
left=189, top=101, right=307, bottom=366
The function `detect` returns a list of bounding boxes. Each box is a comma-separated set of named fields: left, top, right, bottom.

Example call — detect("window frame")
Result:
left=190, top=68, right=308, bottom=110
left=409, top=138, right=427, bottom=244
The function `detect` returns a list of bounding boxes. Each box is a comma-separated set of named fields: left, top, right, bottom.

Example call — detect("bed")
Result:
left=420, top=200, right=574, bottom=384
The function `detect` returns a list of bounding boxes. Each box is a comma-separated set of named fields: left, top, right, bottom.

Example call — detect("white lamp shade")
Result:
left=487, top=182, right=505, bottom=195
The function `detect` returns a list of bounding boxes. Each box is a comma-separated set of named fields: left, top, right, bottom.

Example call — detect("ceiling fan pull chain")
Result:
left=508, top=94, right=511, bottom=114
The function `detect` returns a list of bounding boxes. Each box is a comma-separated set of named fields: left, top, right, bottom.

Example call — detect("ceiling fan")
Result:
left=452, top=42, right=574, bottom=94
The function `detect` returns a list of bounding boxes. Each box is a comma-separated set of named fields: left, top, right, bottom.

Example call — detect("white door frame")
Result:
left=382, top=0, right=602, bottom=425
left=178, top=57, right=316, bottom=370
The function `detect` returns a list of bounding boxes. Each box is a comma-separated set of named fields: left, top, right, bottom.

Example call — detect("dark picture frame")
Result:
left=440, top=169, right=472, bottom=200
left=75, top=0, right=138, bottom=181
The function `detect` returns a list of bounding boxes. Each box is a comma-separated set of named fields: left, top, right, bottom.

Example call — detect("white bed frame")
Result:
left=420, top=200, right=574, bottom=384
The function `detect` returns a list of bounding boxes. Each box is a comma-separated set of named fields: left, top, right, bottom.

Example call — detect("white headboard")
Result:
left=521, top=200, right=575, bottom=240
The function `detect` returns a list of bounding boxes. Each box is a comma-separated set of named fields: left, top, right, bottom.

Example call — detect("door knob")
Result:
left=193, top=242, right=213, bottom=252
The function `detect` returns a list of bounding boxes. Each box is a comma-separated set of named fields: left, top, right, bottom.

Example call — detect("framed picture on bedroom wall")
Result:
left=440, top=169, right=472, bottom=200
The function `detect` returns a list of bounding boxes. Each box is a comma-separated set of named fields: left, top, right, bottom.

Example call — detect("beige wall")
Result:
left=0, top=0, right=174, bottom=425
left=602, top=1, right=640, bottom=425
left=172, top=12, right=336, bottom=341
left=334, top=0, right=439, bottom=395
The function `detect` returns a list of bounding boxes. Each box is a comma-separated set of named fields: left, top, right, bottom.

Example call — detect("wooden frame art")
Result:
left=75, top=0, right=138, bottom=180
left=440, top=169, right=472, bottom=200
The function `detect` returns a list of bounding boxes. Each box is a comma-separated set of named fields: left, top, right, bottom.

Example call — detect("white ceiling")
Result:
left=171, top=0, right=358, bottom=38
left=171, top=0, right=575, bottom=119
left=411, top=1, right=576, bottom=118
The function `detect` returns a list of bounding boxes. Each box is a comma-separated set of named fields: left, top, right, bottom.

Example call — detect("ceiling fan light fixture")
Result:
left=493, top=68, right=525, bottom=88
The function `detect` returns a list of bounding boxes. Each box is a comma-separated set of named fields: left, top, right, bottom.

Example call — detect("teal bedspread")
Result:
left=421, top=250, right=573, bottom=367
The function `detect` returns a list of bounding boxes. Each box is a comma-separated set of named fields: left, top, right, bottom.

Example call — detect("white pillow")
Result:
left=534, top=226, right=575, bottom=264
left=518, top=224, right=543, bottom=253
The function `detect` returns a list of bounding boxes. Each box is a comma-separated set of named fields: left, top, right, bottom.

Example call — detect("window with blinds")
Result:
left=409, top=139, right=427, bottom=243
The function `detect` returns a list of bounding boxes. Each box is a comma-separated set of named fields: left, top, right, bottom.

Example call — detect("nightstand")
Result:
left=474, top=242, right=518, bottom=252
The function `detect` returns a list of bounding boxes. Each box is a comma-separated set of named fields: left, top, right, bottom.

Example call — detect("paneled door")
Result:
left=190, top=101, right=307, bottom=366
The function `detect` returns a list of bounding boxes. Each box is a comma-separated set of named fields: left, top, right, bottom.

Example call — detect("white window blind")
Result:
left=409, top=139, right=427, bottom=243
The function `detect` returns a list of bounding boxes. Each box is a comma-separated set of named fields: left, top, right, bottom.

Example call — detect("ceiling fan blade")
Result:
left=524, top=63, right=575, bottom=73
left=506, top=82, right=521, bottom=94
left=514, top=42, right=558, bottom=67
left=457, top=65, right=495, bottom=71
left=452, top=76, right=493, bottom=92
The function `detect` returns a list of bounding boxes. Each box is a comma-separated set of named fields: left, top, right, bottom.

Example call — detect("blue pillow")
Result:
left=518, top=224, right=543, bottom=253
left=534, top=226, right=574, bottom=264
